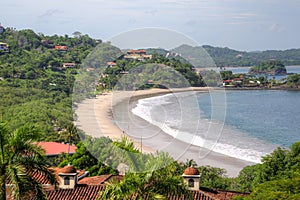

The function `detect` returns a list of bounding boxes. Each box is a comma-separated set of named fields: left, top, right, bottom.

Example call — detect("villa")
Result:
left=124, top=49, right=152, bottom=61
left=62, top=62, right=76, bottom=69
left=54, top=45, right=68, bottom=51
left=0, top=42, right=9, bottom=52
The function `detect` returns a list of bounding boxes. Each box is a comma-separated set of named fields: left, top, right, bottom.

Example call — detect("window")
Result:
left=188, top=179, right=194, bottom=187
left=64, top=177, right=70, bottom=185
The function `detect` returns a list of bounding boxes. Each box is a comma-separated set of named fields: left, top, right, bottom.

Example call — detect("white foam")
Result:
left=131, top=93, right=272, bottom=164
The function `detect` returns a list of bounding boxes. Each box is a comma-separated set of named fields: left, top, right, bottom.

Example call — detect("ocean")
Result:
left=132, top=89, right=300, bottom=164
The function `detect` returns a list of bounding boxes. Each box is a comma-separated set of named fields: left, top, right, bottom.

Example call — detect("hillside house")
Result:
left=54, top=45, right=68, bottom=51
left=107, top=61, right=117, bottom=67
left=0, top=42, right=9, bottom=52
left=37, top=142, right=77, bottom=157
left=124, top=49, right=152, bottom=61
left=62, top=62, right=76, bottom=69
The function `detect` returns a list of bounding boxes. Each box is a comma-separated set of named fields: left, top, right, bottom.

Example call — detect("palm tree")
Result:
left=98, top=152, right=192, bottom=200
left=0, top=121, right=57, bottom=200
left=59, top=123, right=79, bottom=154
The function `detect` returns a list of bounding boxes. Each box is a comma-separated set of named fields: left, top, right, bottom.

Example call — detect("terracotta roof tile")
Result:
left=29, top=167, right=86, bottom=185
left=78, top=174, right=123, bottom=185
left=183, top=167, right=200, bottom=175
left=37, top=142, right=76, bottom=156
left=46, top=185, right=105, bottom=200
left=45, top=184, right=248, bottom=200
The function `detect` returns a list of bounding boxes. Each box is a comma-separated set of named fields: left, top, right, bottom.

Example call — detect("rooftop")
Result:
left=183, top=166, right=200, bottom=176
left=37, top=142, right=77, bottom=156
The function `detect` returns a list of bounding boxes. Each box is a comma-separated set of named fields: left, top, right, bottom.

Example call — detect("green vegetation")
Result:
left=173, top=44, right=300, bottom=67
left=249, top=60, right=287, bottom=75
left=97, top=53, right=205, bottom=92
left=0, top=121, right=57, bottom=200
left=287, top=74, right=300, bottom=88
left=1, top=26, right=300, bottom=199
left=230, top=142, right=300, bottom=199
left=58, top=141, right=118, bottom=176
left=0, top=28, right=100, bottom=140
left=99, top=161, right=192, bottom=200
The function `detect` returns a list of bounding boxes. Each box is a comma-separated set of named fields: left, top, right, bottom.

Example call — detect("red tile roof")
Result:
left=29, top=166, right=86, bottom=185
left=37, top=142, right=76, bottom=156
left=78, top=175, right=123, bottom=185
left=127, top=49, right=146, bottom=54
left=54, top=45, right=68, bottom=50
left=45, top=182, right=248, bottom=200
left=183, top=166, right=200, bottom=175
left=107, top=61, right=117, bottom=66
left=46, top=185, right=104, bottom=200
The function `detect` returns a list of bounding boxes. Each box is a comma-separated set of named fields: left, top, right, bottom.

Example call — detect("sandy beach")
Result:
left=74, top=87, right=254, bottom=177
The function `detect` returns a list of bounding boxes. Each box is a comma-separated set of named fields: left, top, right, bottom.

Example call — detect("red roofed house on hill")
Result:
left=54, top=45, right=68, bottom=51
left=37, top=142, right=76, bottom=157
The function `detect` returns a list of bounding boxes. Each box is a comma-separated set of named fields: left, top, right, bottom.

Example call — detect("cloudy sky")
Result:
left=1, top=0, right=299, bottom=51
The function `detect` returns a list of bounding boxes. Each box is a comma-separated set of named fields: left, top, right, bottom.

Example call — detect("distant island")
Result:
left=248, top=60, right=287, bottom=75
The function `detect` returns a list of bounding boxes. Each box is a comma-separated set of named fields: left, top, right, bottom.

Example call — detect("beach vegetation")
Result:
left=233, top=142, right=300, bottom=198
left=287, top=74, right=300, bottom=87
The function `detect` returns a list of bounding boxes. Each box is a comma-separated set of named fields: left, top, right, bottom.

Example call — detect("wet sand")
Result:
left=74, top=87, right=254, bottom=177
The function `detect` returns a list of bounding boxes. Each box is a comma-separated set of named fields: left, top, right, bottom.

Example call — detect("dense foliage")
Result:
left=1, top=26, right=300, bottom=199
left=249, top=60, right=287, bottom=75
left=0, top=28, right=100, bottom=140
left=97, top=53, right=205, bottom=92
left=0, top=121, right=57, bottom=200
left=173, top=44, right=300, bottom=67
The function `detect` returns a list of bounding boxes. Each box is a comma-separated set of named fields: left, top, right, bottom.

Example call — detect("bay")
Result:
left=132, top=89, right=300, bottom=163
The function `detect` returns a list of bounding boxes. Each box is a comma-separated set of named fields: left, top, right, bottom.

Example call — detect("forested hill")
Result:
left=0, top=27, right=101, bottom=141
left=173, top=44, right=300, bottom=67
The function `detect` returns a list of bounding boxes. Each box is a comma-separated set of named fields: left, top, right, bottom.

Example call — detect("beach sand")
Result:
left=74, top=87, right=254, bottom=177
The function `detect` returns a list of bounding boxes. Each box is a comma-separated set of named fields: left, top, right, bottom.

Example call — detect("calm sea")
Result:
left=132, top=89, right=300, bottom=163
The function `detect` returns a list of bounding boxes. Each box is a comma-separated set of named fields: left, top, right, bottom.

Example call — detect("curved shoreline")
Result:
left=74, top=87, right=254, bottom=177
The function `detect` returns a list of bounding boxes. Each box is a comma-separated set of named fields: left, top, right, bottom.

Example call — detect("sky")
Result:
left=1, top=0, right=300, bottom=51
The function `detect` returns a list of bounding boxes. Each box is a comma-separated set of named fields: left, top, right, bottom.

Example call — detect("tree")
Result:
left=72, top=31, right=82, bottom=38
left=243, top=177, right=300, bottom=200
left=0, top=121, right=57, bottom=200
left=58, top=123, right=80, bottom=153
left=98, top=160, right=192, bottom=200
left=58, top=142, right=118, bottom=176
left=220, top=70, right=233, bottom=80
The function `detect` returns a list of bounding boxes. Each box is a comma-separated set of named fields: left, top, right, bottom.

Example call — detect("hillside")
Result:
left=172, top=45, right=300, bottom=67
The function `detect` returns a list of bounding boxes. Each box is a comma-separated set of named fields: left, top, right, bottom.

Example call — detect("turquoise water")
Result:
left=132, top=89, right=300, bottom=163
